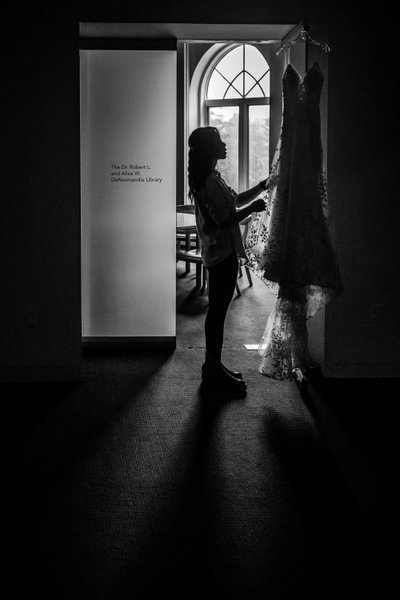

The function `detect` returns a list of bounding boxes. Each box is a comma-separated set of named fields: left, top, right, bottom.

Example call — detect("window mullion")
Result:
left=239, top=102, right=249, bottom=192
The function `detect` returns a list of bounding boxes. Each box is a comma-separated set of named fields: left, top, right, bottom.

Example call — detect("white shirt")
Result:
left=194, top=170, right=247, bottom=268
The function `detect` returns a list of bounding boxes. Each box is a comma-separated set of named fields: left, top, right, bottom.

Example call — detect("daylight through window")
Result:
left=206, top=44, right=270, bottom=191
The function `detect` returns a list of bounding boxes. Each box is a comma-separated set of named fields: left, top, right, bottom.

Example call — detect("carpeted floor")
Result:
left=5, top=264, right=398, bottom=598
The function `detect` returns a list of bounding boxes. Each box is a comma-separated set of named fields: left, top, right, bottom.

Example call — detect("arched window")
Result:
left=205, top=44, right=270, bottom=191
left=204, top=44, right=270, bottom=191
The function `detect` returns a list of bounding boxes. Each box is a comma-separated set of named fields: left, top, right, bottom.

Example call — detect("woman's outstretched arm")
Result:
left=222, top=197, right=266, bottom=226
left=235, top=175, right=278, bottom=207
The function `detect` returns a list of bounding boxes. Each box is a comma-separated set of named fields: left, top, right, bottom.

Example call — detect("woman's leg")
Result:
left=204, top=252, right=239, bottom=366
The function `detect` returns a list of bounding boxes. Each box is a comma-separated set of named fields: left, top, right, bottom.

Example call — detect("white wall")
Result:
left=80, top=50, right=176, bottom=338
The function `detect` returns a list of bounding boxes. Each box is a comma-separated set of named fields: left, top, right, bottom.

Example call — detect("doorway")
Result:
left=79, top=23, right=326, bottom=366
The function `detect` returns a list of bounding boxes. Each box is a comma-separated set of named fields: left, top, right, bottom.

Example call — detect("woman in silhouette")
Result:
left=188, top=126, right=274, bottom=396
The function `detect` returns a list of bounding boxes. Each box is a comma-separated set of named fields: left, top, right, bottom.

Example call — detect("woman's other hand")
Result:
left=266, top=173, right=279, bottom=189
left=251, top=197, right=266, bottom=213
left=260, top=174, right=279, bottom=191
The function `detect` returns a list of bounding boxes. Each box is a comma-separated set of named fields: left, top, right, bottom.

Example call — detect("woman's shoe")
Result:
left=221, top=363, right=243, bottom=380
left=201, top=362, right=247, bottom=398
left=202, top=362, right=244, bottom=381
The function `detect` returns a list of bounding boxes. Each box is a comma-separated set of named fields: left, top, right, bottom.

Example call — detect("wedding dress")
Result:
left=245, top=62, right=342, bottom=379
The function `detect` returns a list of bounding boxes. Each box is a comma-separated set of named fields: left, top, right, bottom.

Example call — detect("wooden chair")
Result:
left=176, top=247, right=206, bottom=289
left=176, top=208, right=253, bottom=295
left=176, top=247, right=242, bottom=294
left=176, top=203, right=206, bottom=287
left=176, top=203, right=197, bottom=273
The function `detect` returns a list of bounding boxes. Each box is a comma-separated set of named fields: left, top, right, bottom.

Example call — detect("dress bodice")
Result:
left=280, top=62, right=324, bottom=174
left=282, top=62, right=323, bottom=111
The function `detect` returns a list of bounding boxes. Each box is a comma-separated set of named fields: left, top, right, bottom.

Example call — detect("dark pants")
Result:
left=205, top=252, right=238, bottom=363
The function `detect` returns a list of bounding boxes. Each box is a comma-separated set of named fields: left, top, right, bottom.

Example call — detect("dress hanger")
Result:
left=276, top=29, right=330, bottom=56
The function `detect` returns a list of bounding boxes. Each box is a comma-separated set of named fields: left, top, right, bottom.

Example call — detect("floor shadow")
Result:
left=263, top=407, right=394, bottom=596
left=176, top=270, right=209, bottom=315
left=154, top=385, right=248, bottom=599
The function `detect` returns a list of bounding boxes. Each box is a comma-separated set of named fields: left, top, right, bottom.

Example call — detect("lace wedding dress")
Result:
left=245, top=62, right=342, bottom=379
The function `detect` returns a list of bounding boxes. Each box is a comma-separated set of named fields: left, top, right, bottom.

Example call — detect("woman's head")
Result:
left=188, top=126, right=226, bottom=160
left=187, top=127, right=226, bottom=200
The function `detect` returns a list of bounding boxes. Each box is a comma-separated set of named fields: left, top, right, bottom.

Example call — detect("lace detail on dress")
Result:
left=244, top=147, right=281, bottom=297
left=258, top=297, right=316, bottom=380
left=245, top=63, right=343, bottom=379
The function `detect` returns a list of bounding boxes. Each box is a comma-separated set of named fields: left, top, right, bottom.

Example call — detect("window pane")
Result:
left=249, top=105, right=270, bottom=188
left=244, top=72, right=264, bottom=98
left=207, top=44, right=270, bottom=100
left=258, top=72, right=270, bottom=96
left=215, top=45, right=243, bottom=83
left=246, top=84, right=265, bottom=98
left=209, top=106, right=239, bottom=191
left=208, top=70, right=228, bottom=100
left=244, top=45, right=269, bottom=81
left=225, top=83, right=242, bottom=99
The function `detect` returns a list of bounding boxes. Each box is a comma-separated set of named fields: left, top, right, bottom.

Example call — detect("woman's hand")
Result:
left=266, top=173, right=279, bottom=189
left=260, top=174, right=279, bottom=191
left=229, top=196, right=265, bottom=225
left=251, top=197, right=266, bottom=213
